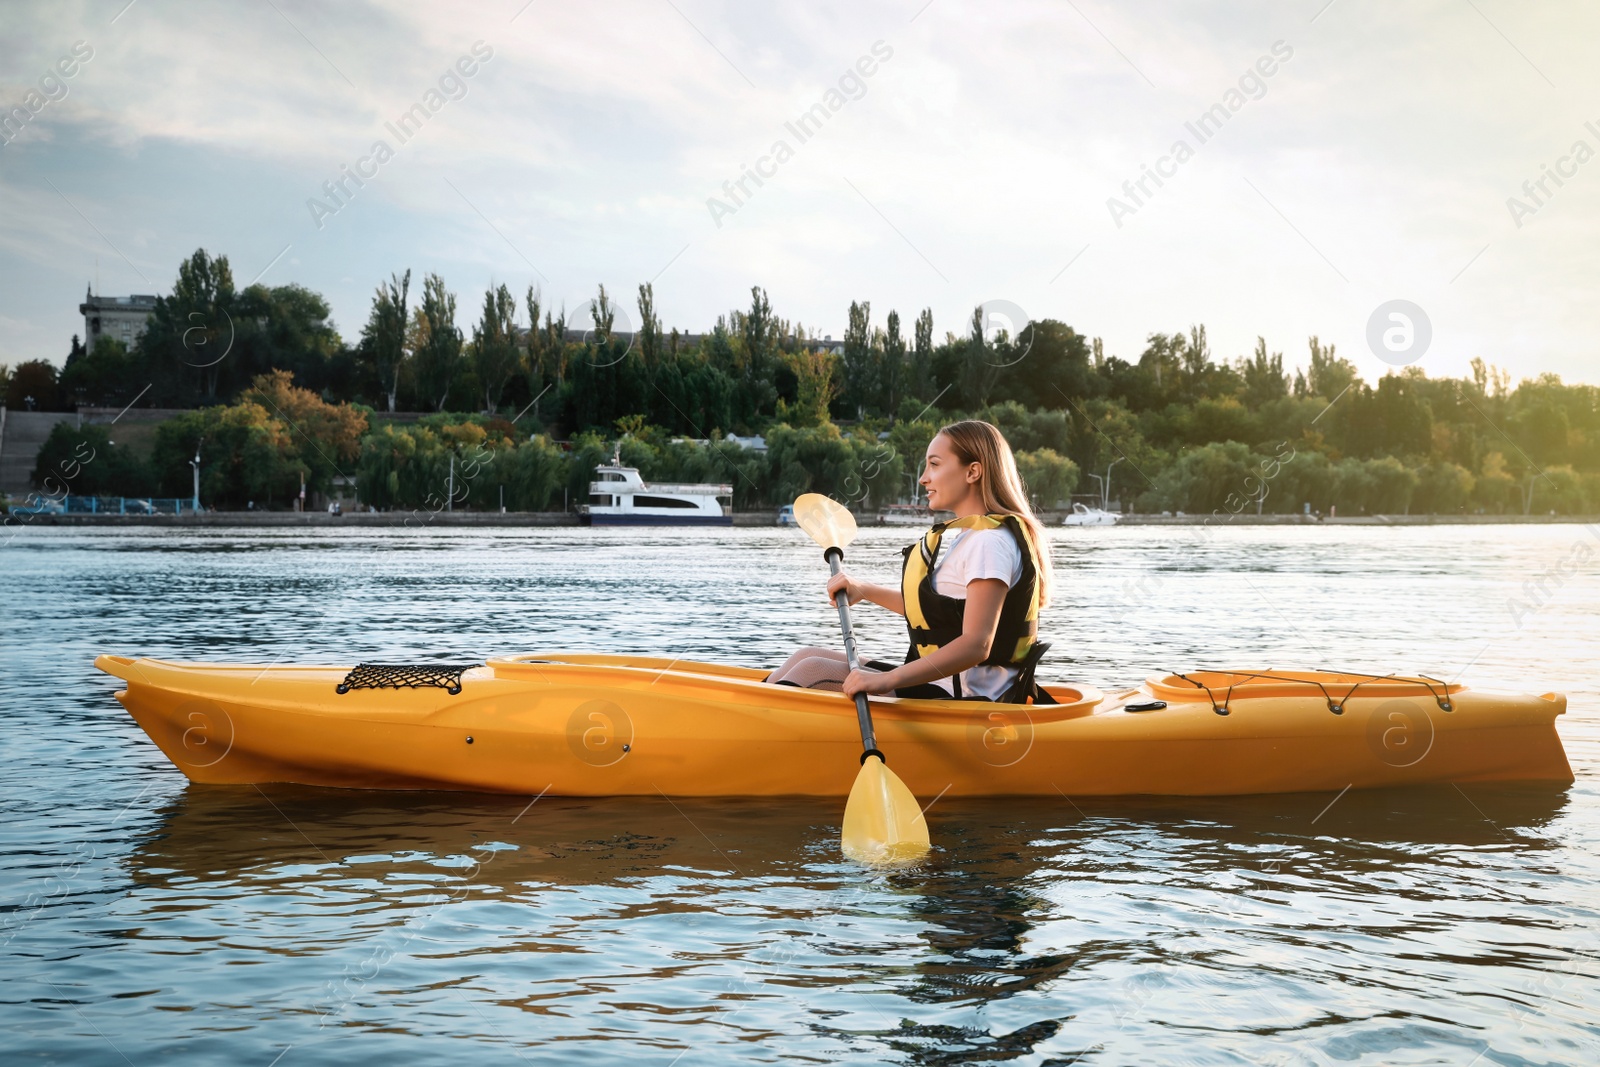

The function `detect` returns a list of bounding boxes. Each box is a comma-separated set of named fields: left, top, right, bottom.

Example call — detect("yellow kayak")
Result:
left=93, top=654, right=1573, bottom=798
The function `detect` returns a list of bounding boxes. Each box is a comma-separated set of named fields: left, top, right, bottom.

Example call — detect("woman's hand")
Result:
left=842, top=668, right=898, bottom=699
left=824, top=573, right=908, bottom=618
left=826, top=571, right=865, bottom=606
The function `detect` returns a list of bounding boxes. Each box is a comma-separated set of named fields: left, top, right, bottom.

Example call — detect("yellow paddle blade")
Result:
left=793, top=492, right=858, bottom=554
left=842, top=755, right=931, bottom=865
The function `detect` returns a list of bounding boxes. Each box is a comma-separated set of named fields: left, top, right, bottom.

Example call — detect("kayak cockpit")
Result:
left=485, top=652, right=1104, bottom=721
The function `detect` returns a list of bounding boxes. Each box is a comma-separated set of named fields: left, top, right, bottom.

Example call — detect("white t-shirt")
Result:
left=925, top=527, right=1024, bottom=699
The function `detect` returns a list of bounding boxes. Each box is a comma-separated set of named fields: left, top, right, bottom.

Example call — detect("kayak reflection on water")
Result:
left=119, top=783, right=1572, bottom=1063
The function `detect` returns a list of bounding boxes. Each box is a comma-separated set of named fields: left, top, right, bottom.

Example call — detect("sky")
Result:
left=1, top=0, right=1597, bottom=388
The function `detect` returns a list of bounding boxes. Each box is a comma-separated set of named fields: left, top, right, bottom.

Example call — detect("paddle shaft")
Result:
left=825, top=547, right=880, bottom=757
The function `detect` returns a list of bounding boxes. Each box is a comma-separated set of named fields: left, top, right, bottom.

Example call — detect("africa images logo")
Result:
left=1365, top=300, right=1431, bottom=367
left=966, top=706, right=1034, bottom=768
left=706, top=40, right=894, bottom=228
left=175, top=700, right=236, bottom=768
left=566, top=699, right=634, bottom=767
left=1106, top=40, right=1294, bottom=228
left=1364, top=699, right=1435, bottom=769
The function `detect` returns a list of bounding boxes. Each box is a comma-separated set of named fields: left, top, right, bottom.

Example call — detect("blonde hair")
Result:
left=935, top=419, right=1055, bottom=606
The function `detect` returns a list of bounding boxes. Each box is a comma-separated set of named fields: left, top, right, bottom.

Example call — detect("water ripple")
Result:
left=0, top=525, right=1596, bottom=1064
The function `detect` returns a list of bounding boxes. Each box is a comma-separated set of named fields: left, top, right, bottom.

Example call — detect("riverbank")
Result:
left=7, top=509, right=1600, bottom=528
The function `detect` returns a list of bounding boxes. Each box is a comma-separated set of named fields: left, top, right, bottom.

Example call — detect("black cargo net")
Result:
left=335, top=663, right=482, bottom=696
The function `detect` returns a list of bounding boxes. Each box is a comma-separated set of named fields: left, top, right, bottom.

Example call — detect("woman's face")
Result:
left=920, top=433, right=979, bottom=510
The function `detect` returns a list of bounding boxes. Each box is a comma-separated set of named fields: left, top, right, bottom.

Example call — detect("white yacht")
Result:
left=581, top=462, right=732, bottom=526
left=878, top=503, right=938, bottom=526
left=1062, top=502, right=1120, bottom=526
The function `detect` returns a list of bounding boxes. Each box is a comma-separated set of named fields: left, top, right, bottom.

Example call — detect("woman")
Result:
left=767, top=420, right=1056, bottom=704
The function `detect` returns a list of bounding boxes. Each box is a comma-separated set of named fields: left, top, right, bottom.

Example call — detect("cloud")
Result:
left=0, top=0, right=1596, bottom=385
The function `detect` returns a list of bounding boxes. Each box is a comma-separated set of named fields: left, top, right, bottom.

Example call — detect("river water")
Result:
left=1, top=524, right=1595, bottom=1065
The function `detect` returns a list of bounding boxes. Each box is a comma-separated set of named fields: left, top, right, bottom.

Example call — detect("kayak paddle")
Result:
left=792, top=493, right=931, bottom=865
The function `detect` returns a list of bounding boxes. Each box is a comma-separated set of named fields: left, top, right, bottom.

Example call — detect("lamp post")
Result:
left=188, top=439, right=202, bottom=514
left=1086, top=457, right=1124, bottom=512
left=1102, top=456, right=1124, bottom=510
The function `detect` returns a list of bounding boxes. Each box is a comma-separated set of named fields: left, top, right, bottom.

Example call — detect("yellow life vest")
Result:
left=900, top=513, right=1044, bottom=667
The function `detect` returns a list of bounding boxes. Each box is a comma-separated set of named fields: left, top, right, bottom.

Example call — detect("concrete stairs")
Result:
left=0, top=409, right=78, bottom=498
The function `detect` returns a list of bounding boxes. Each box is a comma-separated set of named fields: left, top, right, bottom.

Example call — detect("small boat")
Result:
left=581, top=462, right=732, bottom=526
left=94, top=656, right=1572, bottom=798
left=1062, top=502, right=1120, bottom=526
left=777, top=504, right=796, bottom=526
left=879, top=503, right=939, bottom=526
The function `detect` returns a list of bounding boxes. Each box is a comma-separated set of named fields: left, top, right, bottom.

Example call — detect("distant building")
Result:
left=80, top=287, right=158, bottom=351
left=671, top=434, right=767, bottom=452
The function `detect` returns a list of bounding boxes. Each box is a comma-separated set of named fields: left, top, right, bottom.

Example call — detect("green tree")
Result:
left=960, top=306, right=1000, bottom=409
left=1296, top=335, right=1359, bottom=399
left=145, top=370, right=366, bottom=509
left=472, top=283, right=520, bottom=413
left=566, top=284, right=649, bottom=434
left=997, top=320, right=1101, bottom=411
left=1015, top=448, right=1080, bottom=509
left=564, top=431, right=612, bottom=507
left=880, top=310, right=906, bottom=421
left=239, top=369, right=367, bottom=495
left=1361, top=455, right=1419, bottom=514
left=360, top=270, right=410, bottom=413
left=1531, top=465, right=1589, bottom=514
left=520, top=286, right=549, bottom=421
left=637, top=282, right=662, bottom=369
left=1141, top=441, right=1264, bottom=515
left=1183, top=396, right=1258, bottom=448
left=741, top=286, right=776, bottom=379
left=841, top=300, right=874, bottom=418
left=136, top=248, right=237, bottom=403
left=497, top=434, right=567, bottom=510
left=5, top=359, right=62, bottom=410
left=1238, top=336, right=1288, bottom=409
left=1182, top=324, right=1212, bottom=399
left=910, top=308, right=935, bottom=404
left=30, top=423, right=152, bottom=497
left=60, top=335, right=142, bottom=408
left=733, top=286, right=780, bottom=427
left=1134, top=332, right=1186, bottom=407
left=151, top=403, right=298, bottom=507
left=776, top=346, right=838, bottom=428
left=228, top=283, right=343, bottom=399
left=765, top=422, right=901, bottom=508
left=411, top=273, right=463, bottom=411
left=589, top=284, right=617, bottom=345
left=1413, top=461, right=1474, bottom=514
left=1348, top=373, right=1434, bottom=458
left=1472, top=451, right=1519, bottom=513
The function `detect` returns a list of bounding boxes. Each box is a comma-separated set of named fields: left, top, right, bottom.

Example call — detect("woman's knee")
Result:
left=785, top=655, right=850, bottom=688
left=773, top=646, right=833, bottom=670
